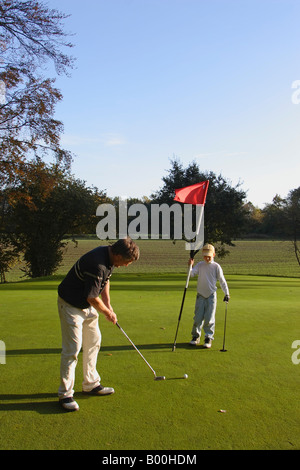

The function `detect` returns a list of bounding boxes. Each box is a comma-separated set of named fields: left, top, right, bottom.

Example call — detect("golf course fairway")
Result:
left=0, top=272, right=299, bottom=450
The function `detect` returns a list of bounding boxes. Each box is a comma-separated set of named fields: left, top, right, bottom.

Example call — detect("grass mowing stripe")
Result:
left=4, top=239, right=300, bottom=282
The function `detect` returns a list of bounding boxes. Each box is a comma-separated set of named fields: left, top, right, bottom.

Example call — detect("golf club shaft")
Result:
left=222, top=302, right=228, bottom=350
left=116, top=322, right=156, bottom=377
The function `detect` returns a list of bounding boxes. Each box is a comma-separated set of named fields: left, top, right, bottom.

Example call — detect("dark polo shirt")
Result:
left=58, top=246, right=114, bottom=309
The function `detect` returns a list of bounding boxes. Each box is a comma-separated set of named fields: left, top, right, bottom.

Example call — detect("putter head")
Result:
left=154, top=376, right=166, bottom=381
left=220, top=349, right=227, bottom=352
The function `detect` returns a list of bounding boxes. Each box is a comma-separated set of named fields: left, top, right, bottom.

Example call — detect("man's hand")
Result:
left=223, top=295, right=230, bottom=302
left=188, top=258, right=194, bottom=266
left=87, top=297, right=118, bottom=324
left=105, top=309, right=118, bottom=325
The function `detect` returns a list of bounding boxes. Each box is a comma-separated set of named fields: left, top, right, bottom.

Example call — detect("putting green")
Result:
left=0, top=274, right=299, bottom=450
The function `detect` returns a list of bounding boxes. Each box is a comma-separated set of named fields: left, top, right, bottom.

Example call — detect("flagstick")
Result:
left=172, top=263, right=193, bottom=352
left=172, top=205, right=204, bottom=352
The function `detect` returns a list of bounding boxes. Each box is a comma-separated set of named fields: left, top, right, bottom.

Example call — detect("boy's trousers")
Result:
left=191, top=292, right=217, bottom=340
left=57, top=296, right=101, bottom=399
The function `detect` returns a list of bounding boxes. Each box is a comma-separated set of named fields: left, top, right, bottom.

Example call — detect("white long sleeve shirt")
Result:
left=191, top=260, right=229, bottom=298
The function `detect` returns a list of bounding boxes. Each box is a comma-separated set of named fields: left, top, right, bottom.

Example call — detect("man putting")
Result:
left=189, top=244, right=229, bottom=349
left=57, top=237, right=140, bottom=411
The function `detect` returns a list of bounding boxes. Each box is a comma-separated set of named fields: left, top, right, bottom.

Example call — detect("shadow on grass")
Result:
left=2, top=283, right=186, bottom=292
left=6, top=342, right=208, bottom=357
left=0, top=273, right=192, bottom=291
left=0, top=393, right=65, bottom=415
left=1, top=343, right=218, bottom=415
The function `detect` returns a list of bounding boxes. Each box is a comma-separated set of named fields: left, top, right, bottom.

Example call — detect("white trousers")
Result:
left=57, top=296, right=101, bottom=399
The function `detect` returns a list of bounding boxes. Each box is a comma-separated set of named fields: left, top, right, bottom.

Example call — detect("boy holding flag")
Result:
left=189, top=243, right=230, bottom=348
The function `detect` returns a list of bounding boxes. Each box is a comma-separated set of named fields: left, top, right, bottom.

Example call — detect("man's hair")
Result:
left=111, top=237, right=140, bottom=261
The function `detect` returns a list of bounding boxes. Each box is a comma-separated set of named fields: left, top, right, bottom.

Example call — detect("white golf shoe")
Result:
left=203, top=337, right=212, bottom=348
left=189, top=336, right=200, bottom=346
left=82, top=385, right=115, bottom=396
left=59, top=397, right=79, bottom=412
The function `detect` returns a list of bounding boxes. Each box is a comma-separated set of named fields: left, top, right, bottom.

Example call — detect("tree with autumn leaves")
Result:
left=0, top=0, right=74, bottom=178
left=3, top=161, right=107, bottom=279
left=0, top=0, right=103, bottom=281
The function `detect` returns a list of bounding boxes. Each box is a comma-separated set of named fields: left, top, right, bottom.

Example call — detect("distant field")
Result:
left=4, top=239, right=300, bottom=282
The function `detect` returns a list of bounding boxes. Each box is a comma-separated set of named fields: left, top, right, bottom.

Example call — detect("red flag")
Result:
left=174, top=181, right=209, bottom=205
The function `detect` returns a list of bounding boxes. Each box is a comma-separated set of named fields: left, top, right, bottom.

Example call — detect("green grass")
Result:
left=1, top=273, right=300, bottom=450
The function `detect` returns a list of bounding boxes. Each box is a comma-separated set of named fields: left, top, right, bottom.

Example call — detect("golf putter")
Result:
left=220, top=301, right=228, bottom=352
left=116, top=322, right=166, bottom=380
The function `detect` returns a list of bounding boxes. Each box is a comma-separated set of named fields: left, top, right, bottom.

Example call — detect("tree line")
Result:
left=1, top=157, right=299, bottom=281
left=0, top=1, right=299, bottom=281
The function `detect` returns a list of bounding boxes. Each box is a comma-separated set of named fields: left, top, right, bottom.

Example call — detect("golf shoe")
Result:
left=60, top=397, right=79, bottom=412
left=82, top=385, right=115, bottom=395
left=189, top=336, right=200, bottom=346
left=203, top=337, right=212, bottom=348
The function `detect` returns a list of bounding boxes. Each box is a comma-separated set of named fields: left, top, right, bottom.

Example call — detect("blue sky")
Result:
left=48, top=0, right=300, bottom=207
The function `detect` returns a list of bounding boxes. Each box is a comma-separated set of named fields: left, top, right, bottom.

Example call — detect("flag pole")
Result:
left=171, top=249, right=198, bottom=352
left=171, top=181, right=209, bottom=352
left=171, top=206, right=204, bottom=352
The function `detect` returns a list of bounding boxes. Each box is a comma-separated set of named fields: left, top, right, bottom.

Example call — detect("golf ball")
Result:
left=183, top=374, right=188, bottom=379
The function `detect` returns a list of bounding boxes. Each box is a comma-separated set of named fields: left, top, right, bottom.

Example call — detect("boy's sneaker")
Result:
left=203, top=337, right=212, bottom=348
left=82, top=385, right=115, bottom=396
left=59, top=397, right=79, bottom=412
left=189, top=336, right=200, bottom=346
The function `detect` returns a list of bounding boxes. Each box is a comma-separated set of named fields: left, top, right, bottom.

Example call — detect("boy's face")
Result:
left=203, top=254, right=214, bottom=264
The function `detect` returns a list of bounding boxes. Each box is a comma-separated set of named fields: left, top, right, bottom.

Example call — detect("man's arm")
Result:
left=100, top=280, right=112, bottom=311
left=87, top=281, right=117, bottom=324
